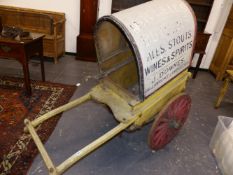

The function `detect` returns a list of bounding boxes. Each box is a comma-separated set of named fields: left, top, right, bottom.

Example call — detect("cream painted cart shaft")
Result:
left=24, top=0, right=197, bottom=174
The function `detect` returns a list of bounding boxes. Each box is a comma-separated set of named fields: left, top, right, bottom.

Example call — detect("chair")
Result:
left=192, top=32, right=211, bottom=79
left=215, top=70, right=233, bottom=108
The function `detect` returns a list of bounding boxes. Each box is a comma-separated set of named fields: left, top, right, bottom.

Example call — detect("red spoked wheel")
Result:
left=148, top=93, right=191, bottom=150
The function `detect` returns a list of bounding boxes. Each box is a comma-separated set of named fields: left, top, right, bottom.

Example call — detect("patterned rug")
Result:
left=0, top=76, right=76, bottom=175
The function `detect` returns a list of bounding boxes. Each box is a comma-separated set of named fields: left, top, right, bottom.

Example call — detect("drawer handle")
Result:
left=0, top=45, right=12, bottom=53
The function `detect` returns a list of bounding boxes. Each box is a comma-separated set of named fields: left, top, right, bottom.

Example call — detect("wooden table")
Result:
left=0, top=33, right=45, bottom=95
left=192, top=32, right=211, bottom=79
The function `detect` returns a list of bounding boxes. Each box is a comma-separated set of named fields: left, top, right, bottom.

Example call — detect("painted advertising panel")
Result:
left=112, top=0, right=196, bottom=97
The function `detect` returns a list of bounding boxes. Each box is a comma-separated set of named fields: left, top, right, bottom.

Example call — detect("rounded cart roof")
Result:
left=95, top=0, right=196, bottom=100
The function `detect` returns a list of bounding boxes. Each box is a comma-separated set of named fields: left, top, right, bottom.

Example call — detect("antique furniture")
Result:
left=210, top=7, right=233, bottom=80
left=186, top=0, right=214, bottom=32
left=0, top=5, right=65, bottom=64
left=112, top=0, right=213, bottom=32
left=112, top=0, right=150, bottom=12
left=76, top=0, right=98, bottom=62
left=0, top=33, right=45, bottom=95
left=24, top=1, right=196, bottom=174
left=215, top=70, right=233, bottom=108
left=192, top=32, right=211, bottom=78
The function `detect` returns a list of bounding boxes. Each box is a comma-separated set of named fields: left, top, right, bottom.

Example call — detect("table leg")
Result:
left=39, top=39, right=45, bottom=82
left=22, top=61, right=32, bottom=96
left=40, top=55, right=45, bottom=82
left=193, top=53, right=204, bottom=79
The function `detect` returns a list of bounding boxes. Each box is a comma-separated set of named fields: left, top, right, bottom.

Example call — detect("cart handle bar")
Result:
left=24, top=93, right=91, bottom=132
left=24, top=93, right=139, bottom=175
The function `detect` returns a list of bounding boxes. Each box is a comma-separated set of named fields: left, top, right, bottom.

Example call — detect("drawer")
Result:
left=0, top=43, right=23, bottom=58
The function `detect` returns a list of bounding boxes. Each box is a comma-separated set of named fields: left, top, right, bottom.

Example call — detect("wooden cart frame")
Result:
left=24, top=70, right=191, bottom=175
left=24, top=0, right=196, bottom=174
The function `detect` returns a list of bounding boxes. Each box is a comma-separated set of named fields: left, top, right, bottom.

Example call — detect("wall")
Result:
left=0, top=0, right=80, bottom=53
left=98, top=0, right=112, bottom=18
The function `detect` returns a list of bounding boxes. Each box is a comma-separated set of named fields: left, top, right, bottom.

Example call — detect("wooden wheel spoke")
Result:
left=159, top=118, right=169, bottom=123
left=154, top=128, right=167, bottom=141
left=153, top=132, right=167, bottom=147
left=155, top=122, right=168, bottom=131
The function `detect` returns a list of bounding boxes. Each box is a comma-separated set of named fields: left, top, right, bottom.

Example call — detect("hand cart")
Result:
left=24, top=0, right=197, bottom=174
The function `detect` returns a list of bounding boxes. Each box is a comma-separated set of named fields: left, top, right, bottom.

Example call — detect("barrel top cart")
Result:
left=95, top=0, right=196, bottom=100
left=24, top=0, right=197, bottom=174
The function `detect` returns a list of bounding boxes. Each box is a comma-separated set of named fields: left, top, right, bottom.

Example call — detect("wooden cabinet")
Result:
left=210, top=7, right=233, bottom=80
left=186, top=0, right=214, bottom=32
left=112, top=0, right=150, bottom=13
left=112, top=0, right=213, bottom=32
left=76, top=0, right=98, bottom=62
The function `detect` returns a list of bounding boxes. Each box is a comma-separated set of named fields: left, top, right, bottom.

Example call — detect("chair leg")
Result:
left=54, top=56, right=58, bottom=64
left=215, top=78, right=230, bottom=108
